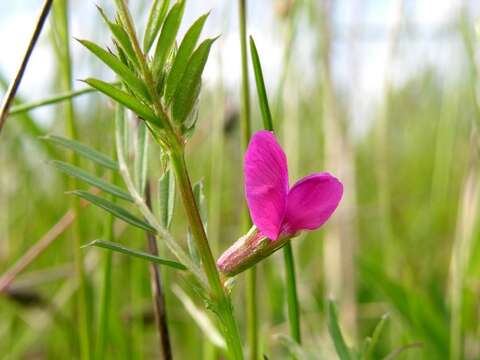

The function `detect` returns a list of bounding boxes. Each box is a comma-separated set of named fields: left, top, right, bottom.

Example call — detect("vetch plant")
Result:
left=42, top=0, right=345, bottom=357
left=217, top=130, right=343, bottom=276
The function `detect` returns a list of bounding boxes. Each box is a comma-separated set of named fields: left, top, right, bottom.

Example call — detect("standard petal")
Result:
left=244, top=130, right=289, bottom=240
left=283, top=173, right=343, bottom=235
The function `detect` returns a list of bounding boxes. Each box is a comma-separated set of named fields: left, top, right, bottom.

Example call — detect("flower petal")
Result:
left=283, top=173, right=343, bottom=235
left=244, top=130, right=289, bottom=240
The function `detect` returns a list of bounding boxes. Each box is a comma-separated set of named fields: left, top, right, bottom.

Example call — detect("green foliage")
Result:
left=43, top=134, right=118, bottom=170
left=50, top=160, right=132, bottom=201
left=165, top=12, right=209, bottom=103
left=82, top=78, right=160, bottom=125
left=70, top=190, right=155, bottom=233
left=83, top=239, right=186, bottom=270
left=327, top=300, right=352, bottom=360
left=172, top=37, right=217, bottom=124
left=158, top=169, right=176, bottom=229
left=143, top=0, right=171, bottom=52
left=96, top=6, right=139, bottom=67
left=249, top=36, right=273, bottom=132
left=152, top=1, right=185, bottom=77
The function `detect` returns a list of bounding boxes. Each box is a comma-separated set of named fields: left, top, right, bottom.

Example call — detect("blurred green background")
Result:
left=1, top=0, right=479, bottom=359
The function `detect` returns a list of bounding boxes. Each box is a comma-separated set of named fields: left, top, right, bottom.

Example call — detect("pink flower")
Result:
left=217, top=130, right=343, bottom=276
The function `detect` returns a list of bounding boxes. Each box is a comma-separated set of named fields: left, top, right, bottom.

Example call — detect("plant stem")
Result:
left=95, top=216, right=113, bottom=360
left=0, top=0, right=53, bottom=135
left=238, top=1, right=257, bottom=358
left=145, top=182, right=173, bottom=360
left=53, top=1, right=91, bottom=358
left=9, top=86, right=99, bottom=115
left=169, top=145, right=243, bottom=360
left=95, top=140, right=119, bottom=360
left=283, top=244, right=301, bottom=343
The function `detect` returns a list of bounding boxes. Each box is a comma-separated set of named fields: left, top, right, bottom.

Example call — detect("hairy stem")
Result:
left=169, top=145, right=243, bottom=360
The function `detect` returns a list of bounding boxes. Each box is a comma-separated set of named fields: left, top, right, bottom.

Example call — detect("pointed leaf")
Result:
left=83, top=239, right=186, bottom=270
left=153, top=1, right=185, bottom=75
left=249, top=36, right=274, bottom=131
left=50, top=160, right=132, bottom=201
left=83, top=78, right=161, bottom=126
left=96, top=6, right=139, bottom=67
left=327, top=300, right=351, bottom=360
left=165, top=13, right=209, bottom=102
left=78, top=39, right=149, bottom=101
left=43, top=135, right=118, bottom=170
left=158, top=169, right=175, bottom=229
left=143, top=0, right=171, bottom=52
left=71, top=190, right=155, bottom=233
left=172, top=37, right=216, bottom=124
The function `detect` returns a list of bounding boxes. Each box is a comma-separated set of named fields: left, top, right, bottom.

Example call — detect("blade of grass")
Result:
left=95, top=143, right=118, bottom=360
left=250, top=35, right=301, bottom=346
left=0, top=0, right=53, bottom=136
left=327, top=300, right=351, bottom=360
left=52, top=1, right=91, bottom=358
left=237, top=2, right=257, bottom=359
left=9, top=87, right=97, bottom=115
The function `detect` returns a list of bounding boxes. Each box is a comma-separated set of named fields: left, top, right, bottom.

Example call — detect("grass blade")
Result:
left=82, top=78, right=160, bottom=126
left=84, top=240, right=186, bottom=270
left=152, top=1, right=185, bottom=76
left=143, top=0, right=171, bottom=52
left=78, top=39, right=149, bottom=100
left=50, top=160, right=132, bottom=201
left=249, top=36, right=273, bottom=131
left=165, top=13, right=209, bottom=103
left=158, top=169, right=175, bottom=229
left=172, top=37, right=216, bottom=124
left=9, top=87, right=97, bottom=115
left=43, top=134, right=118, bottom=170
left=327, top=299, right=351, bottom=360
left=365, top=314, right=389, bottom=359
left=70, top=190, right=155, bottom=233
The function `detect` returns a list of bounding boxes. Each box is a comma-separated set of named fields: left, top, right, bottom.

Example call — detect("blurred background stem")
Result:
left=52, top=1, right=91, bottom=358
left=237, top=0, right=258, bottom=359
